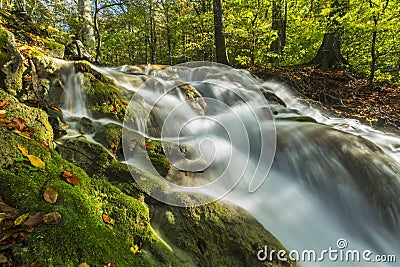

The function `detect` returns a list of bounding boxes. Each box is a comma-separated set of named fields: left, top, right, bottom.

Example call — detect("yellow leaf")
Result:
left=14, top=213, right=30, bottom=226
left=0, top=110, right=6, bottom=115
left=17, top=144, right=28, bottom=156
left=13, top=130, right=32, bottom=140
left=130, top=244, right=139, bottom=254
left=78, top=263, right=90, bottom=267
left=27, top=154, right=45, bottom=169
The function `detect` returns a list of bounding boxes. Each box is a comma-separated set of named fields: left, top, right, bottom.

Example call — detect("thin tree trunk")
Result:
left=213, top=0, right=228, bottom=64
left=369, top=17, right=377, bottom=88
left=78, top=0, right=95, bottom=51
left=94, top=0, right=101, bottom=63
left=270, top=0, right=287, bottom=55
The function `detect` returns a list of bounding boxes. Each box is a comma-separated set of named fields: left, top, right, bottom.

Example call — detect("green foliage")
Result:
left=11, top=0, right=400, bottom=83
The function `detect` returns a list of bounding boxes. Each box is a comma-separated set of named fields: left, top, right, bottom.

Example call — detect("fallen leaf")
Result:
left=78, top=263, right=90, bottom=267
left=15, top=157, right=29, bottom=162
left=14, top=213, right=30, bottom=226
left=10, top=117, right=26, bottom=131
left=49, top=105, right=63, bottom=114
left=14, top=131, right=32, bottom=140
left=17, top=144, right=28, bottom=156
left=102, top=214, right=114, bottom=225
left=23, top=75, right=32, bottom=82
left=139, top=177, right=147, bottom=182
left=0, top=100, right=9, bottom=108
left=130, top=245, right=139, bottom=254
left=28, top=166, right=40, bottom=171
left=27, top=155, right=45, bottom=169
left=62, top=170, right=80, bottom=186
left=43, top=188, right=58, bottom=204
left=24, top=212, right=46, bottom=227
left=0, top=110, right=6, bottom=115
left=39, top=141, right=50, bottom=151
left=43, top=212, right=61, bottom=225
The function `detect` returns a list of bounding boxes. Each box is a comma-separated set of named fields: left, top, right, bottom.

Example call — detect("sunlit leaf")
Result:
left=17, top=144, right=28, bottom=156
left=62, top=170, right=80, bottom=186
left=130, top=244, right=139, bottom=254
left=27, top=155, right=45, bottom=169
left=102, top=214, right=115, bottom=225
left=14, top=213, right=30, bottom=226
left=15, top=157, right=28, bottom=162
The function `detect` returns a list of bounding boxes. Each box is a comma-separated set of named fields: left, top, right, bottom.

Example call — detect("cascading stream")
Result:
left=62, top=63, right=400, bottom=267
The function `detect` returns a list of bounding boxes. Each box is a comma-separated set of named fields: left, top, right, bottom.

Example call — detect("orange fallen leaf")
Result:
left=39, top=141, right=50, bottom=151
left=43, top=212, right=61, bottom=225
left=0, top=100, right=9, bottom=108
left=62, top=170, right=80, bottom=186
left=17, top=144, right=28, bottom=156
left=8, top=117, right=26, bottom=131
left=102, top=214, right=114, bottom=225
left=27, top=155, right=45, bottom=169
left=43, top=188, right=58, bottom=204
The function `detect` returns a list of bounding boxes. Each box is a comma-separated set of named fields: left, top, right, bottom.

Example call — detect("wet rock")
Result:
left=65, top=40, right=93, bottom=61
left=260, top=88, right=286, bottom=107
left=150, top=200, right=297, bottom=267
left=93, top=123, right=122, bottom=152
left=56, top=136, right=111, bottom=176
left=78, top=117, right=95, bottom=134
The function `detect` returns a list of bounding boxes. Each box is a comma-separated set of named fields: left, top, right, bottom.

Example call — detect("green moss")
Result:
left=0, top=90, right=53, bottom=143
left=44, top=39, right=64, bottom=50
left=0, top=26, right=9, bottom=64
left=0, top=137, right=161, bottom=266
left=82, top=73, right=126, bottom=120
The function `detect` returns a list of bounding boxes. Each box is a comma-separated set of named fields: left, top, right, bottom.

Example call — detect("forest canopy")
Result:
left=4, top=0, right=400, bottom=84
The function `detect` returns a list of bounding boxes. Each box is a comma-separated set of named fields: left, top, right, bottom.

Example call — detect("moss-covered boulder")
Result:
left=0, top=90, right=53, bottom=143
left=0, top=26, right=24, bottom=96
left=93, top=123, right=123, bottom=153
left=55, top=136, right=112, bottom=177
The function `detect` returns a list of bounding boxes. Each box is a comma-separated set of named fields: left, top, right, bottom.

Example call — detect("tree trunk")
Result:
left=213, top=0, right=228, bottom=64
left=310, top=32, right=348, bottom=69
left=94, top=0, right=101, bottom=63
left=309, top=0, right=349, bottom=69
left=270, top=0, right=287, bottom=55
left=369, top=17, right=377, bottom=88
left=78, top=0, right=95, bottom=51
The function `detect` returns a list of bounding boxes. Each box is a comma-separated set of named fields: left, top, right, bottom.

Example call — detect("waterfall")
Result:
left=62, top=62, right=400, bottom=267
left=61, top=65, right=90, bottom=118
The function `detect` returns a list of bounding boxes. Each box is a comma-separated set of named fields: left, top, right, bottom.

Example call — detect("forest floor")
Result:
left=250, top=66, right=400, bottom=133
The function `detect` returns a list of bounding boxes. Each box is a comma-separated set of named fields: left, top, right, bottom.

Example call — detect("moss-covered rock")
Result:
left=55, top=136, right=111, bottom=177
left=93, top=123, right=123, bottom=154
left=44, top=39, right=65, bottom=59
left=0, top=90, right=53, bottom=143
left=150, top=200, right=296, bottom=267
left=0, top=26, right=24, bottom=96
left=82, top=72, right=126, bottom=120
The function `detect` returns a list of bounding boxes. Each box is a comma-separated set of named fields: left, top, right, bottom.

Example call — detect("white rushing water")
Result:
left=62, top=62, right=400, bottom=267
